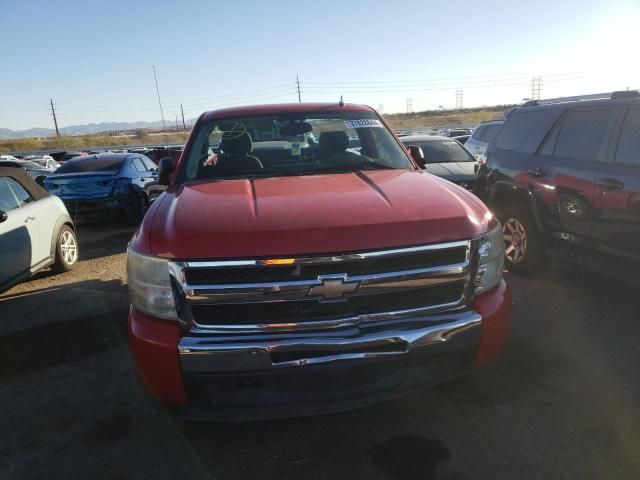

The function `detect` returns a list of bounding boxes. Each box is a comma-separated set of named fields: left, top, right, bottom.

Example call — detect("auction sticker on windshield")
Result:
left=344, top=119, right=383, bottom=129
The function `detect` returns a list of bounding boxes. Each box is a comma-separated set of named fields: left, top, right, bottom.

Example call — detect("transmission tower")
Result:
left=531, top=77, right=543, bottom=100
left=406, top=98, right=413, bottom=114
left=455, top=89, right=463, bottom=109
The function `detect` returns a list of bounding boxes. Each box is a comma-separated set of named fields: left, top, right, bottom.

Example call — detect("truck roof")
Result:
left=201, top=103, right=375, bottom=122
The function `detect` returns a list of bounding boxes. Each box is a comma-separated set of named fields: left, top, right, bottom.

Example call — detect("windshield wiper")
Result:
left=215, top=167, right=297, bottom=180
left=311, top=161, right=398, bottom=173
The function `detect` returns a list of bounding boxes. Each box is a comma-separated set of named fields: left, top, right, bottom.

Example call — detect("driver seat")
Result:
left=216, top=132, right=263, bottom=174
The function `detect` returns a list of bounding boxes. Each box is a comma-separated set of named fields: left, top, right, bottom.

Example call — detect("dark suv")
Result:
left=476, top=90, right=640, bottom=283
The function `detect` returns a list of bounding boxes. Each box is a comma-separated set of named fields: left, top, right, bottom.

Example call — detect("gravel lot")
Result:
left=1, top=219, right=639, bottom=480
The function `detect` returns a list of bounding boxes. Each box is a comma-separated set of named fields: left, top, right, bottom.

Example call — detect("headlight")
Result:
left=127, top=247, right=178, bottom=321
left=474, top=222, right=505, bottom=294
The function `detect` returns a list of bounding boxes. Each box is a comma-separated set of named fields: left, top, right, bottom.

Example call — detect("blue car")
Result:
left=44, top=153, right=159, bottom=221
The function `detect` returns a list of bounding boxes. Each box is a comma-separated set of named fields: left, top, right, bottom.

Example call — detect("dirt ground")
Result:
left=1, top=219, right=639, bottom=480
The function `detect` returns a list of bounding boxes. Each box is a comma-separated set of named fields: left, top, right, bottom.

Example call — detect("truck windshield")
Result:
left=181, top=111, right=413, bottom=180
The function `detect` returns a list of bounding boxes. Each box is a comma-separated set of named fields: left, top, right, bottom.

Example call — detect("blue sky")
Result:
left=0, top=0, right=638, bottom=130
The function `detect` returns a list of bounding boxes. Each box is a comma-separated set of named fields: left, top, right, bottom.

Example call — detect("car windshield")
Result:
left=412, top=140, right=475, bottom=163
left=55, top=156, right=124, bottom=173
left=181, top=111, right=412, bottom=180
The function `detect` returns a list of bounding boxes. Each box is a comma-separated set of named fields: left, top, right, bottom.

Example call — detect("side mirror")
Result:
left=0, top=211, right=7, bottom=223
left=407, top=145, right=426, bottom=168
left=158, top=157, right=174, bottom=186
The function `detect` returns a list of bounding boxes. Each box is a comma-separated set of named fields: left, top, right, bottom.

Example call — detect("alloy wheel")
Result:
left=60, top=230, right=78, bottom=265
left=503, top=217, right=527, bottom=263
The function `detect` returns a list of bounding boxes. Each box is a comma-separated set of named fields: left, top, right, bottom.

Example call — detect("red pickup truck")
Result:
left=126, top=103, right=511, bottom=419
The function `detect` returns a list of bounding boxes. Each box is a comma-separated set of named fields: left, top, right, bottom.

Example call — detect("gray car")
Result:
left=463, top=120, right=503, bottom=162
left=400, top=135, right=477, bottom=190
left=0, top=159, right=57, bottom=185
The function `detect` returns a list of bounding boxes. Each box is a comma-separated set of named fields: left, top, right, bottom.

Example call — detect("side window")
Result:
left=0, top=177, right=31, bottom=211
left=141, top=156, right=157, bottom=171
left=552, top=109, right=613, bottom=161
left=471, top=126, right=486, bottom=140
left=495, top=110, right=549, bottom=151
left=484, top=125, right=501, bottom=143
left=615, top=107, right=640, bottom=166
left=131, top=157, right=146, bottom=172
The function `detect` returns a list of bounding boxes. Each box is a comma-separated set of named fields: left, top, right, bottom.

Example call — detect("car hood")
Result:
left=137, top=169, right=492, bottom=259
left=423, top=162, right=476, bottom=181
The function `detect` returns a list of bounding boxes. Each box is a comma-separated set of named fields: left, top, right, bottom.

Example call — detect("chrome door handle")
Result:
left=527, top=168, right=547, bottom=178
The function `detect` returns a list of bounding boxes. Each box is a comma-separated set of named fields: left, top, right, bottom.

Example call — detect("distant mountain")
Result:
left=0, top=127, right=56, bottom=139
left=0, top=119, right=196, bottom=139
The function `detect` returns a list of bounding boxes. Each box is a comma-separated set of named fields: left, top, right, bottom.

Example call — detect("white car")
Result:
left=464, top=120, right=503, bottom=162
left=0, top=166, right=78, bottom=292
left=24, top=155, right=60, bottom=170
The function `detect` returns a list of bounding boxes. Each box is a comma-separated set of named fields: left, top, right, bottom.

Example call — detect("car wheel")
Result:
left=499, top=204, right=546, bottom=275
left=52, top=225, right=79, bottom=272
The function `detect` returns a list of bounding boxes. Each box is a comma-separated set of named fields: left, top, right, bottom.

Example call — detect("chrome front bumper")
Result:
left=178, top=308, right=482, bottom=374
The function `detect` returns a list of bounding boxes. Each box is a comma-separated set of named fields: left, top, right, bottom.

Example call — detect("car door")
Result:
left=525, top=106, right=618, bottom=243
left=592, top=105, right=640, bottom=259
left=0, top=177, right=40, bottom=287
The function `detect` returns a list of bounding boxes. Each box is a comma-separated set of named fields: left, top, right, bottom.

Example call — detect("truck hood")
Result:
left=140, top=170, right=492, bottom=259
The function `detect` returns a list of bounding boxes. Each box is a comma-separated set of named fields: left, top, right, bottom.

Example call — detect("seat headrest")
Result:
left=221, top=131, right=253, bottom=156
left=319, top=131, right=349, bottom=156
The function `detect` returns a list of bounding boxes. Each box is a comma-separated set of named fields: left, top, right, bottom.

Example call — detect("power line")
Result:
left=303, top=70, right=592, bottom=87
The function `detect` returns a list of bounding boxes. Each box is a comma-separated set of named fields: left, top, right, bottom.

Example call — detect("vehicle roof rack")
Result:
left=611, top=90, right=640, bottom=99
left=521, top=90, right=640, bottom=107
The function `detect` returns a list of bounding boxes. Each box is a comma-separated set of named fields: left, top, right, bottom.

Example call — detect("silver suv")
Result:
left=465, top=120, right=503, bottom=162
left=0, top=167, right=78, bottom=292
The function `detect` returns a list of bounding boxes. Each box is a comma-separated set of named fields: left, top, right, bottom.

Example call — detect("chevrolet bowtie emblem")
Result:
left=308, top=275, right=360, bottom=301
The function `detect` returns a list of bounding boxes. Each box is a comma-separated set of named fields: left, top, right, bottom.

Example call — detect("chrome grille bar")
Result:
left=169, top=240, right=475, bottom=332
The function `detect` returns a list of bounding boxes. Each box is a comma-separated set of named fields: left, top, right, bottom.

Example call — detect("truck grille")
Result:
left=169, top=240, right=476, bottom=332
left=191, top=282, right=465, bottom=326
left=184, top=246, right=468, bottom=285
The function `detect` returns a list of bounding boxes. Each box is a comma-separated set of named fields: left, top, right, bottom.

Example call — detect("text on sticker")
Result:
left=344, top=119, right=383, bottom=129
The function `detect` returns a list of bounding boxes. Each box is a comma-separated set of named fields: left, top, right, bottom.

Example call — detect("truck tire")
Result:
left=52, top=225, right=79, bottom=272
left=498, top=204, right=546, bottom=275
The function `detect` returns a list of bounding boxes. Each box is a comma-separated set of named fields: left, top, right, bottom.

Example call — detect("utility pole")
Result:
left=175, top=114, right=179, bottom=132
left=406, top=98, right=413, bottom=114
left=50, top=98, right=60, bottom=137
left=296, top=74, right=302, bottom=103
left=180, top=104, right=186, bottom=130
left=455, top=89, right=464, bottom=109
left=152, top=65, right=168, bottom=145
